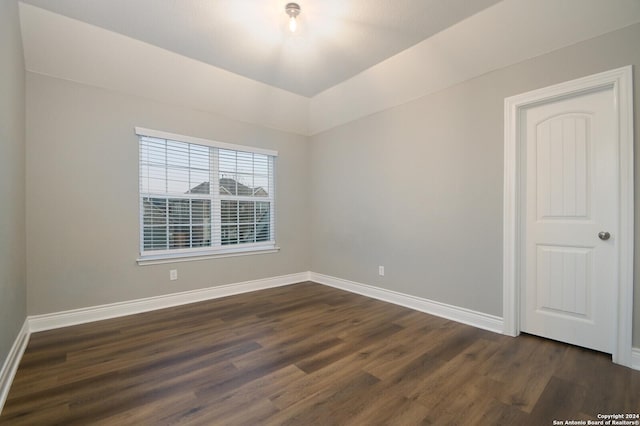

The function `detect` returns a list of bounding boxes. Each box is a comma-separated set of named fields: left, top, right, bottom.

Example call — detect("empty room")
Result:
left=1, top=0, right=640, bottom=424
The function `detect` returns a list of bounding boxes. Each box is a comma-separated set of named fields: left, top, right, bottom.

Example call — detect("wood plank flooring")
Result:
left=2, top=282, right=639, bottom=425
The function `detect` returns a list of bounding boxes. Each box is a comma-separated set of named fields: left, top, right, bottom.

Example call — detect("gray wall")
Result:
left=310, top=23, right=640, bottom=345
left=21, top=22, right=640, bottom=347
left=26, top=73, right=310, bottom=315
left=0, top=0, right=27, bottom=366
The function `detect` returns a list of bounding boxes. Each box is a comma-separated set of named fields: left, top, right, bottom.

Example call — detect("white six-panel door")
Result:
left=521, top=87, right=617, bottom=353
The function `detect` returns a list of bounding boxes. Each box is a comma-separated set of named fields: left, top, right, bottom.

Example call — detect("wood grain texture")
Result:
left=2, top=282, right=639, bottom=425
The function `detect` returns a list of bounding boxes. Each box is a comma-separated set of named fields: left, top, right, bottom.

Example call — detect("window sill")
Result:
left=137, top=246, right=280, bottom=266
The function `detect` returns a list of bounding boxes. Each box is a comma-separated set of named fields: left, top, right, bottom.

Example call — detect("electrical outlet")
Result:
left=170, top=269, right=178, bottom=281
left=378, top=266, right=385, bottom=276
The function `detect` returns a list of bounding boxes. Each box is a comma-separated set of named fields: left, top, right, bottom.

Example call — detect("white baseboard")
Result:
left=2, top=270, right=634, bottom=414
left=0, top=319, right=30, bottom=413
left=309, top=272, right=504, bottom=334
left=28, top=272, right=310, bottom=332
left=26, top=270, right=504, bottom=335
left=632, top=348, right=640, bottom=371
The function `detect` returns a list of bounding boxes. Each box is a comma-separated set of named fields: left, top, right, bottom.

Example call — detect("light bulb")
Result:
left=285, top=3, right=300, bottom=33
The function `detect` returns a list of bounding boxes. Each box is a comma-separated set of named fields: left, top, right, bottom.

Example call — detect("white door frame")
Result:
left=502, top=66, right=634, bottom=367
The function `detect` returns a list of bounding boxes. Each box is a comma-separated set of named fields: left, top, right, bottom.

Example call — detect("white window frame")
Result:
left=136, top=127, right=278, bottom=265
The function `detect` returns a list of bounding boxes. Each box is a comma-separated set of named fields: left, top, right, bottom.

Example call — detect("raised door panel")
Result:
left=536, top=115, right=590, bottom=220
left=535, top=245, right=590, bottom=319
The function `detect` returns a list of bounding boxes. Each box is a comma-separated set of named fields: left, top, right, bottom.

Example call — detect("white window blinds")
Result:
left=137, top=128, right=276, bottom=260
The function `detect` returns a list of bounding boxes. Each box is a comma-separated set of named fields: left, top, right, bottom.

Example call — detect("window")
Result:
left=136, top=127, right=277, bottom=263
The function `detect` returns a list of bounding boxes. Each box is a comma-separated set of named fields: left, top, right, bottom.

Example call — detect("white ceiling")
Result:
left=19, top=0, right=640, bottom=135
left=20, top=0, right=501, bottom=97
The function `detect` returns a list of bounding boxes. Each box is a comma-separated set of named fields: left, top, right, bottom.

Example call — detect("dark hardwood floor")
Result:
left=1, top=282, right=639, bottom=425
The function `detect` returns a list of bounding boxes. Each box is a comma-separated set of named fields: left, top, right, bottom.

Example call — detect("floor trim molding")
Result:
left=2, top=271, right=636, bottom=411
left=26, top=271, right=506, bottom=336
left=309, top=272, right=504, bottom=334
left=28, top=272, right=310, bottom=333
left=27, top=272, right=506, bottom=336
left=0, top=320, right=30, bottom=412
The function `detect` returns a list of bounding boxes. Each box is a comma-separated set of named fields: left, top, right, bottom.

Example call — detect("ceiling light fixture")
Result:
left=285, top=3, right=301, bottom=32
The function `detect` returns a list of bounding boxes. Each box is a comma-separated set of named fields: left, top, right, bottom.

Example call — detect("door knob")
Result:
left=598, top=231, right=611, bottom=240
